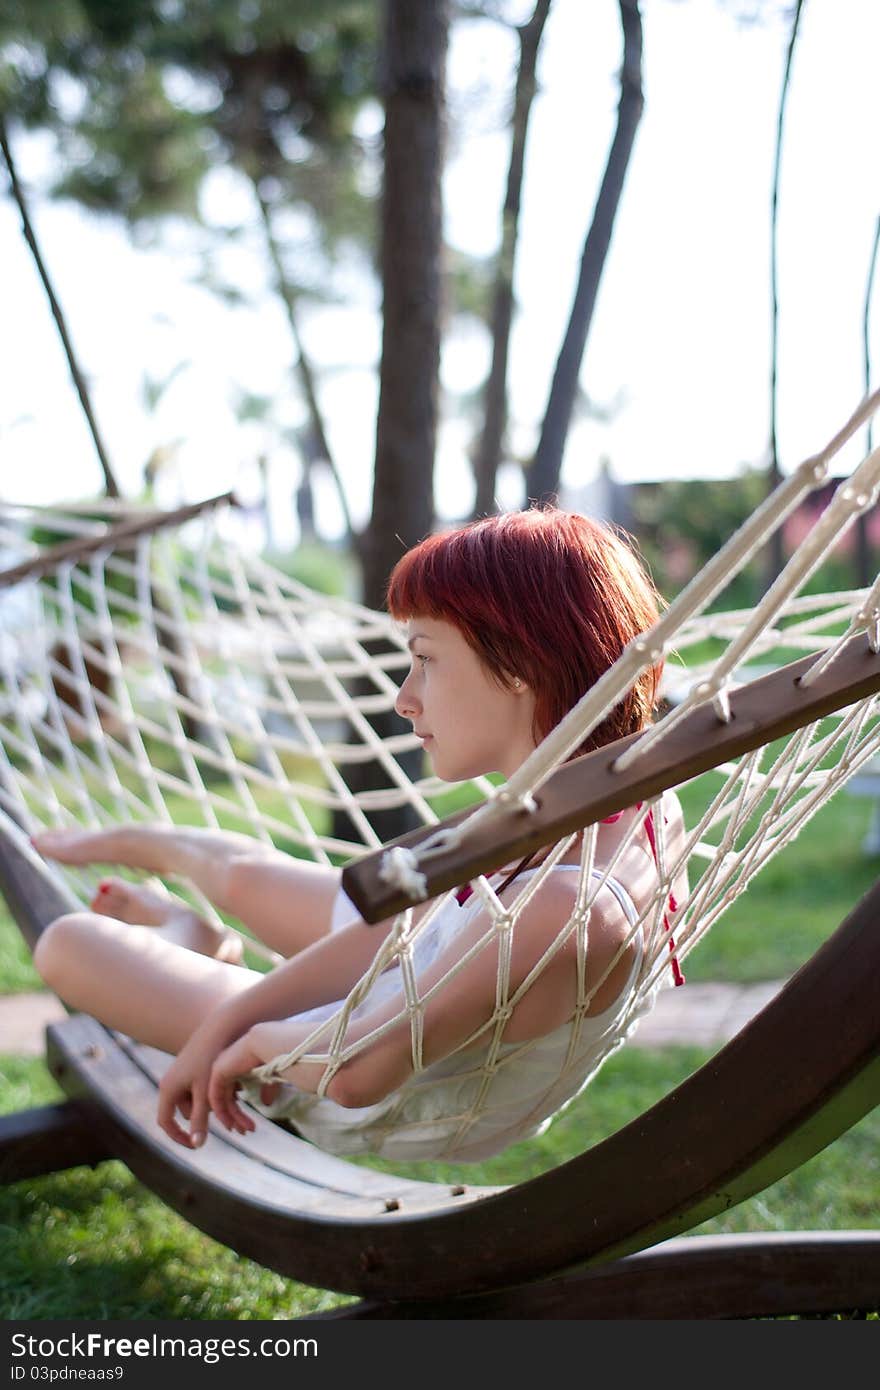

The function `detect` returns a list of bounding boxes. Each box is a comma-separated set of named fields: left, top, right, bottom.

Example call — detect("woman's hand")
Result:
left=156, top=1022, right=238, bottom=1149
left=206, top=1031, right=267, bottom=1135
left=207, top=1019, right=337, bottom=1133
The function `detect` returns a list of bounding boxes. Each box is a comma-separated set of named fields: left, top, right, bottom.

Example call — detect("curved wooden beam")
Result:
left=0, top=812, right=80, bottom=954
left=318, top=1231, right=880, bottom=1319
left=18, top=854, right=880, bottom=1305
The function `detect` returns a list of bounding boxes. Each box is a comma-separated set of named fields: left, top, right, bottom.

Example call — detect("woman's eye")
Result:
left=415, top=654, right=429, bottom=667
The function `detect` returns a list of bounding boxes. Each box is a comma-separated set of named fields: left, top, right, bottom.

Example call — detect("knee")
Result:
left=33, top=912, right=95, bottom=993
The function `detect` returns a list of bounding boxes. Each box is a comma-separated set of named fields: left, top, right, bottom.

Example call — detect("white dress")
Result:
left=242, top=865, right=659, bottom=1163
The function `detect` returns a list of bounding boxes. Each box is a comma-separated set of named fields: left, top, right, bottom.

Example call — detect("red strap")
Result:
left=643, top=806, right=685, bottom=986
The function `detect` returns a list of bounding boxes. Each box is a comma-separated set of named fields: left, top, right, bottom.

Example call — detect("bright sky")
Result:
left=1, top=0, right=878, bottom=548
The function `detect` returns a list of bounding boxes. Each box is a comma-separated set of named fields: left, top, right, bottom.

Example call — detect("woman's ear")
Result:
left=500, top=669, right=530, bottom=694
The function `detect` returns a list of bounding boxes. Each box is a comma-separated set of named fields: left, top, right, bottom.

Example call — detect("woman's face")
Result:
left=394, top=616, right=538, bottom=782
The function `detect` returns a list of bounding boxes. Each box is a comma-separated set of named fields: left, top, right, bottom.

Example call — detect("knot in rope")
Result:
left=632, top=637, right=664, bottom=664
left=378, top=846, right=427, bottom=900
left=316, top=1058, right=341, bottom=1099
left=805, top=457, right=829, bottom=485
left=493, top=787, right=539, bottom=814
left=712, top=686, right=733, bottom=723
left=839, top=482, right=877, bottom=511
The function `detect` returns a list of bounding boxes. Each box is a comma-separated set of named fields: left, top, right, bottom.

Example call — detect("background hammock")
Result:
left=1, top=388, right=879, bottom=1148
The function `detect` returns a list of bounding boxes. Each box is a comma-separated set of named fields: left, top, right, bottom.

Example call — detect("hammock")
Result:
left=2, top=389, right=880, bottom=1315
left=2, top=389, right=880, bottom=1164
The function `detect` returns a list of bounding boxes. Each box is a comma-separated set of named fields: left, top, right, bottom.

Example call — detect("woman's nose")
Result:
left=395, top=672, right=420, bottom=720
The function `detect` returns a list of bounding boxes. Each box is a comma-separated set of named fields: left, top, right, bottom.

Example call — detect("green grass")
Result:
left=1, top=1046, right=878, bottom=1319
left=676, top=786, right=879, bottom=983
left=0, top=913, right=41, bottom=993
left=0, top=1057, right=355, bottom=1320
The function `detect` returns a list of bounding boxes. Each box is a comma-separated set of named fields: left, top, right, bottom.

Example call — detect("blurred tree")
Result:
left=528, top=0, right=643, bottom=505
left=629, top=469, right=768, bottom=604
left=0, top=110, right=121, bottom=497
left=361, top=0, right=448, bottom=612
left=0, top=0, right=379, bottom=542
left=339, top=0, right=449, bottom=844
left=856, top=214, right=879, bottom=587
left=1, top=0, right=653, bottom=580
left=1, top=0, right=451, bottom=841
left=468, top=0, right=552, bottom=521
left=765, top=0, right=804, bottom=588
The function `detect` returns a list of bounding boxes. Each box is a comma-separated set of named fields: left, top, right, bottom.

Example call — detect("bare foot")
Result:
left=30, top=824, right=262, bottom=894
left=91, top=876, right=244, bottom=965
left=92, top=877, right=179, bottom=926
left=32, top=826, right=140, bottom=868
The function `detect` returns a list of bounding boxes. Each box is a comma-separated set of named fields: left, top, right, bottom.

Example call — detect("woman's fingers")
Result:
left=157, top=1072, right=210, bottom=1149
left=187, top=1086, right=210, bottom=1149
left=157, top=1082, right=197, bottom=1148
left=156, top=1039, right=261, bottom=1148
left=208, top=1048, right=256, bottom=1135
left=209, top=1075, right=254, bottom=1135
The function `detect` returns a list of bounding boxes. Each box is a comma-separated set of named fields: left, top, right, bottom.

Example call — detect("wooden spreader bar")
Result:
left=342, top=632, right=880, bottom=923
left=0, top=490, right=237, bottom=591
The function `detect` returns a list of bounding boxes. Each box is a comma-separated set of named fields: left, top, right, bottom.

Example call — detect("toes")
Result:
left=218, top=935, right=244, bottom=966
left=90, top=878, right=124, bottom=917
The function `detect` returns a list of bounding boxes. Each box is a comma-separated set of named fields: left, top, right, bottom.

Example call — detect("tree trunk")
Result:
left=295, top=455, right=318, bottom=543
left=253, top=181, right=355, bottom=546
left=361, top=0, right=448, bottom=610
left=471, top=0, right=553, bottom=520
left=527, top=0, right=643, bottom=506
left=0, top=115, right=122, bottom=500
left=857, top=214, right=879, bottom=587
left=336, top=0, right=449, bottom=848
left=765, top=0, right=804, bottom=590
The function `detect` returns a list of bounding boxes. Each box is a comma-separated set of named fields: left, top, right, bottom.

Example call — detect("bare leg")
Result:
left=31, top=823, right=344, bottom=956
left=33, top=897, right=260, bottom=1056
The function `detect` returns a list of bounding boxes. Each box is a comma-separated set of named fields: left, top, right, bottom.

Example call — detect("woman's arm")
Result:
left=156, top=909, right=403, bottom=1146
left=211, top=876, right=595, bottom=1125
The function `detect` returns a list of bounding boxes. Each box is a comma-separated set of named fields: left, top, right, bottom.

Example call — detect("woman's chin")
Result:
left=431, top=757, right=490, bottom=784
left=427, top=754, right=458, bottom=783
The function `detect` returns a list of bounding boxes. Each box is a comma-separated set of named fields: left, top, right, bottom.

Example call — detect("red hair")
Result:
left=386, top=508, right=663, bottom=757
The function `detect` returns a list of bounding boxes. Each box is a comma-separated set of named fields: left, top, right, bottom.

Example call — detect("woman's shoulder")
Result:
left=495, top=862, right=619, bottom=941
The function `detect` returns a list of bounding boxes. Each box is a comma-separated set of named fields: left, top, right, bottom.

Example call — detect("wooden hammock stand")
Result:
left=1, top=621, right=880, bottom=1319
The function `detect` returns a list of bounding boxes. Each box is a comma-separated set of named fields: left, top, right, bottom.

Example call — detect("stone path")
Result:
left=0, top=979, right=789, bottom=1058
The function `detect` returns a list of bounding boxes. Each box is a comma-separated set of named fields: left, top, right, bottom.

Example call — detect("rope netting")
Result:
left=1, top=387, right=879, bottom=1158
left=0, top=497, right=493, bottom=965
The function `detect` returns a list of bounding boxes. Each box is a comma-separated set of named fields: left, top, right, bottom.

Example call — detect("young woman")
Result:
left=32, top=508, right=685, bottom=1162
